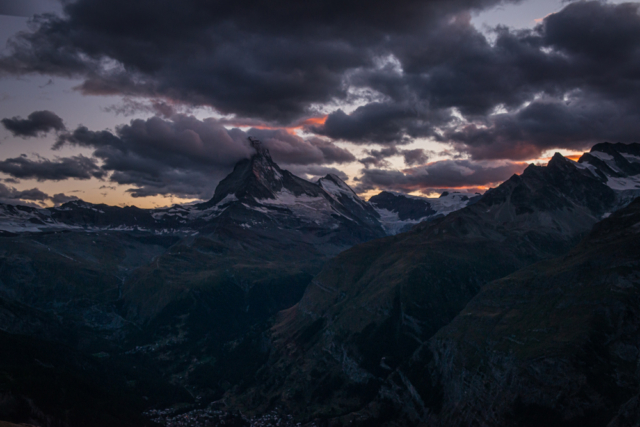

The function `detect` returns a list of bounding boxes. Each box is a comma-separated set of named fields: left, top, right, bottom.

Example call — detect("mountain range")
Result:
left=1, top=140, right=640, bottom=426
left=0, top=139, right=480, bottom=239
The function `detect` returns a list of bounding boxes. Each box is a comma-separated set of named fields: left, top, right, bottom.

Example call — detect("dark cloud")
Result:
left=1, top=0, right=639, bottom=176
left=360, top=157, right=390, bottom=169
left=0, top=0, right=516, bottom=124
left=103, top=98, right=179, bottom=118
left=354, top=159, right=526, bottom=193
left=54, top=114, right=356, bottom=198
left=0, top=183, right=79, bottom=207
left=6, top=186, right=48, bottom=201
left=1, top=110, right=65, bottom=137
left=315, top=2, right=640, bottom=157
left=359, top=146, right=400, bottom=168
left=51, top=193, right=79, bottom=205
left=446, top=95, right=640, bottom=160
left=0, top=155, right=105, bottom=181
left=246, top=129, right=355, bottom=166
left=402, top=148, right=429, bottom=166
left=55, top=115, right=253, bottom=198
left=312, top=102, right=446, bottom=144
left=0, top=182, right=49, bottom=206
left=359, top=145, right=430, bottom=168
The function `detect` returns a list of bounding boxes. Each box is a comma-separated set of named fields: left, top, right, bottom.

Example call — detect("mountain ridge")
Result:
left=230, top=145, right=640, bottom=423
left=402, top=196, right=640, bottom=426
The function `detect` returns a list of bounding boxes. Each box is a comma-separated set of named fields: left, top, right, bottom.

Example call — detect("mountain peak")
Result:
left=546, top=152, right=576, bottom=173
left=317, top=173, right=357, bottom=198
left=202, top=138, right=284, bottom=206
left=249, top=136, right=272, bottom=159
left=549, top=152, right=568, bottom=164
left=322, top=173, right=344, bottom=183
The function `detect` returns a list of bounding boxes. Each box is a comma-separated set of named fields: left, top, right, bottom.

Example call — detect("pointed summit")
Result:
left=546, top=152, right=576, bottom=173
left=204, top=137, right=285, bottom=206
left=249, top=136, right=272, bottom=159
left=195, top=138, right=386, bottom=241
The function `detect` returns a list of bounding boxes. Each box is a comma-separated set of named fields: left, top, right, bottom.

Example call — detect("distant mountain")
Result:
left=234, top=148, right=631, bottom=422
left=317, top=173, right=382, bottom=231
left=0, top=138, right=386, bottom=250
left=0, top=140, right=488, bottom=240
left=190, top=138, right=386, bottom=252
left=577, top=141, right=640, bottom=205
left=369, top=190, right=481, bottom=234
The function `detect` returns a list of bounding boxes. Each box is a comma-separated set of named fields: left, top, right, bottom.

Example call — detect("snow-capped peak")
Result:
left=578, top=142, right=640, bottom=193
left=317, top=174, right=358, bottom=200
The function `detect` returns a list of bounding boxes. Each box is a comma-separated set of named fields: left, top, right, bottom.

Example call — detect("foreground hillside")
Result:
left=411, top=196, right=640, bottom=426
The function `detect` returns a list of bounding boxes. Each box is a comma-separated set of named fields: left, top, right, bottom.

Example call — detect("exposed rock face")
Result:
left=578, top=141, right=640, bottom=205
left=234, top=151, right=624, bottom=421
left=401, top=197, right=640, bottom=427
left=317, top=173, right=382, bottom=231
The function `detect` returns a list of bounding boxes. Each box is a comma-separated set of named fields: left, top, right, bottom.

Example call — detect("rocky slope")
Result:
left=390, top=196, right=640, bottom=427
left=233, top=151, right=624, bottom=421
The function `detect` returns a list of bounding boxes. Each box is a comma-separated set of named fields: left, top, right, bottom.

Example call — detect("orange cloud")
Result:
left=534, top=12, right=554, bottom=24
left=283, top=115, right=328, bottom=135
left=298, top=116, right=327, bottom=127
left=225, top=115, right=328, bottom=135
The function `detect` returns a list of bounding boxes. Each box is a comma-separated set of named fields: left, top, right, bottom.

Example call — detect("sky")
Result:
left=0, top=0, right=637, bottom=208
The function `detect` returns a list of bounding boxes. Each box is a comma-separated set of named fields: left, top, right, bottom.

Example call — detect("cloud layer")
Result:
left=1, top=1, right=640, bottom=199
left=0, top=0, right=519, bottom=122
left=355, top=159, right=527, bottom=194
left=52, top=114, right=354, bottom=198
left=310, top=1, right=640, bottom=158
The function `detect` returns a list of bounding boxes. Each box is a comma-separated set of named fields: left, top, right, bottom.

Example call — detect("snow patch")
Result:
left=318, top=176, right=361, bottom=206
left=574, top=161, right=601, bottom=178
left=216, top=194, right=238, bottom=206
left=589, top=151, right=624, bottom=174
left=374, top=208, right=423, bottom=235
left=622, top=153, right=640, bottom=164
left=372, top=191, right=478, bottom=235
left=258, top=188, right=351, bottom=224
left=605, top=176, right=640, bottom=191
